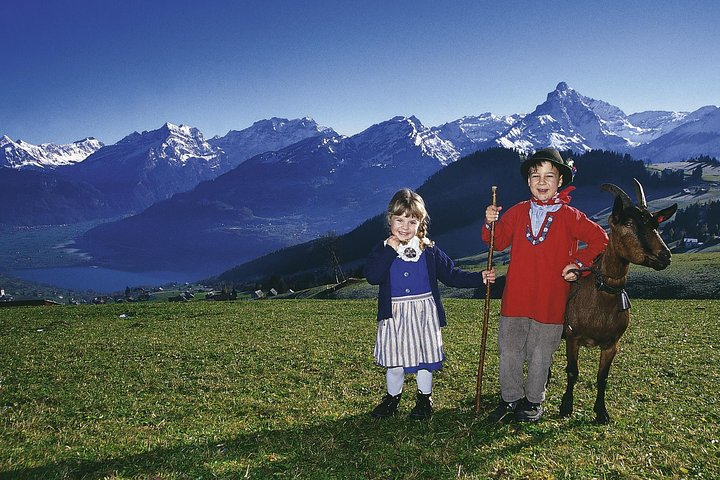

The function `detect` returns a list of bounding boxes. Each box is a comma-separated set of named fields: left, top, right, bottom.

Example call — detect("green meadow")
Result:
left=1, top=299, right=719, bottom=479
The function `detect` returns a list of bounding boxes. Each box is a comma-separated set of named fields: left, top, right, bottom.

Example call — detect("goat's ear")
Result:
left=610, top=195, right=624, bottom=224
left=654, top=203, right=678, bottom=224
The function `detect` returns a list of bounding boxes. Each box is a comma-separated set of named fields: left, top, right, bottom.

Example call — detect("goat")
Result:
left=560, top=179, right=677, bottom=424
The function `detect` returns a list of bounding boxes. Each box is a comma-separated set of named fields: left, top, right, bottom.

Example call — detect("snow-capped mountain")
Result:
left=351, top=115, right=460, bottom=168
left=209, top=117, right=337, bottom=168
left=474, top=83, right=720, bottom=163
left=73, top=116, right=461, bottom=274
left=61, top=122, right=227, bottom=212
left=633, top=106, right=720, bottom=163
left=0, top=136, right=103, bottom=169
left=7, top=82, right=720, bottom=277
left=478, top=82, right=719, bottom=160
left=433, top=113, right=524, bottom=156
left=488, top=82, right=633, bottom=153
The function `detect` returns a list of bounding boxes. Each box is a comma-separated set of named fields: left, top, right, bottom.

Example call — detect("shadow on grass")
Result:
left=2, top=396, right=566, bottom=479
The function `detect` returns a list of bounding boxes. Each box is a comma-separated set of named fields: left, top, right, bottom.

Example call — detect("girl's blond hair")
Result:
left=386, top=188, right=432, bottom=249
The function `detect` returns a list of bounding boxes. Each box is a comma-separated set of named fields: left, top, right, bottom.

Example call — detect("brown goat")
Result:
left=560, top=179, right=677, bottom=424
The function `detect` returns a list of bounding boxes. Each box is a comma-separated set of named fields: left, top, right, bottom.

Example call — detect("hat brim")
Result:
left=520, top=158, right=574, bottom=185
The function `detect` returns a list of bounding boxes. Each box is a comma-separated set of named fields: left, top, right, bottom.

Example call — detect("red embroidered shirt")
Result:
left=482, top=200, right=608, bottom=324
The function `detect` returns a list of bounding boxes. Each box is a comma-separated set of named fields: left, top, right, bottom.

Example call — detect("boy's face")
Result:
left=389, top=212, right=420, bottom=243
left=528, top=161, right=563, bottom=202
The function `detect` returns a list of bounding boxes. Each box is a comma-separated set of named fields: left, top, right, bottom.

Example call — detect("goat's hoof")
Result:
left=594, top=412, right=611, bottom=424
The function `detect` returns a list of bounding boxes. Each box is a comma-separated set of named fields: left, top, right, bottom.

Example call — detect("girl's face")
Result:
left=389, top=212, right=420, bottom=243
left=528, top=161, right=563, bottom=202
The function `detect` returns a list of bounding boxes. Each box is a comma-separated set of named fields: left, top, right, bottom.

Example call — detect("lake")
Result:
left=11, top=266, right=205, bottom=293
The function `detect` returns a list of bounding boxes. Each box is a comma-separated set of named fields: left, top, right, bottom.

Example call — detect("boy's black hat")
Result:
left=520, top=148, right=576, bottom=185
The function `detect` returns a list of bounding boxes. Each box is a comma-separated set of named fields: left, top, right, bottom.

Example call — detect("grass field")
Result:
left=1, top=299, right=719, bottom=479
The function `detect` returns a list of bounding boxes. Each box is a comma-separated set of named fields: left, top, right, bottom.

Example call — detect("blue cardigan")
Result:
left=364, top=241, right=484, bottom=326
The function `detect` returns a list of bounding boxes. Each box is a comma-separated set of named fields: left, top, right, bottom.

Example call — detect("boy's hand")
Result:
left=485, top=205, right=502, bottom=224
left=482, top=267, right=496, bottom=285
left=562, top=263, right=581, bottom=282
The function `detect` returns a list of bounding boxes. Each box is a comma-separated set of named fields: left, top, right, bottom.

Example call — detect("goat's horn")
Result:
left=633, top=178, right=647, bottom=208
left=601, top=183, right=632, bottom=208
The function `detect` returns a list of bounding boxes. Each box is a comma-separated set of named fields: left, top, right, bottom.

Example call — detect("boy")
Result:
left=483, top=148, right=608, bottom=422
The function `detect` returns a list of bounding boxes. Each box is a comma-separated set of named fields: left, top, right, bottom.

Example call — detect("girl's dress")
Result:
left=373, top=239, right=444, bottom=373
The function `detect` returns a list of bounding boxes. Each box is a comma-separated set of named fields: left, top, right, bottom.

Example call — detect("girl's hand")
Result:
left=386, top=235, right=401, bottom=249
left=562, top=263, right=580, bottom=282
left=482, top=267, right=496, bottom=285
left=485, top=205, right=502, bottom=224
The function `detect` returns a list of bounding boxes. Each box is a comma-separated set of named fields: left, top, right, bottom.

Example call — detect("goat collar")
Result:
left=593, top=271, right=625, bottom=295
left=569, top=255, right=631, bottom=310
left=589, top=256, right=631, bottom=311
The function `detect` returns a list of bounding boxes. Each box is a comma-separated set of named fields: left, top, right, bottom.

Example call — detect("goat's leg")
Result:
left=594, top=344, right=618, bottom=424
left=560, top=337, right=580, bottom=417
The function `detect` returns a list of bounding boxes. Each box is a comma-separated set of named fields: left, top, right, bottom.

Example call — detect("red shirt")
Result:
left=482, top=200, right=608, bottom=324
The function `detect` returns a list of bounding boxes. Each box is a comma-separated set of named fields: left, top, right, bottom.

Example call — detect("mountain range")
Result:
left=1, top=136, right=103, bottom=169
left=72, top=116, right=459, bottom=275
left=2, top=82, right=719, bottom=279
left=211, top=148, right=681, bottom=289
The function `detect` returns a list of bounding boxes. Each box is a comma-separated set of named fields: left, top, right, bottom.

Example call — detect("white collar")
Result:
left=396, top=236, right=422, bottom=262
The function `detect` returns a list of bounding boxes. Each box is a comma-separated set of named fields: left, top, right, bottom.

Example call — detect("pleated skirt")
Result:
left=373, top=292, right=445, bottom=370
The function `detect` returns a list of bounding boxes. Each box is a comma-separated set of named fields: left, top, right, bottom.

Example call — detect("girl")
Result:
left=365, top=188, right=491, bottom=420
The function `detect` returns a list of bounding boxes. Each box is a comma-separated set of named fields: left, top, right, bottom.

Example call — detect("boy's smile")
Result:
left=528, top=161, right=563, bottom=202
left=389, top=213, right=420, bottom=243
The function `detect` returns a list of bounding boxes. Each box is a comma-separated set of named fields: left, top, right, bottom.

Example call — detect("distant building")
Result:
left=0, top=289, right=13, bottom=302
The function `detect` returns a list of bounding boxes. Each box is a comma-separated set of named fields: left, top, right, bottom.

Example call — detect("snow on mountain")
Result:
left=74, top=115, right=462, bottom=273
left=633, top=106, right=720, bottom=163
left=112, top=122, right=220, bottom=166
left=625, top=106, right=718, bottom=143
left=477, top=82, right=719, bottom=161
left=208, top=117, right=337, bottom=168
left=227, top=115, right=459, bottom=205
left=63, top=122, right=227, bottom=212
left=241, top=116, right=460, bottom=172
left=433, top=113, right=525, bottom=156
left=490, top=82, right=633, bottom=154
left=352, top=116, right=460, bottom=168
left=0, top=136, right=103, bottom=169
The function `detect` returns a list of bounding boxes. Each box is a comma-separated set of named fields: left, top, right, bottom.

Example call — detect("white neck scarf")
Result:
left=529, top=201, right=561, bottom=236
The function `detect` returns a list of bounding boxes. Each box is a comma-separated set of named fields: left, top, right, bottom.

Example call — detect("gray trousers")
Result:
left=498, top=316, right=563, bottom=404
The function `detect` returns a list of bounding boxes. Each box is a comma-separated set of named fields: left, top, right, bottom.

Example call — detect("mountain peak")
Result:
left=160, top=122, right=198, bottom=137
left=354, top=115, right=459, bottom=167
left=547, top=82, right=578, bottom=102
left=0, top=136, right=104, bottom=169
left=121, top=123, right=203, bottom=144
left=208, top=117, right=338, bottom=169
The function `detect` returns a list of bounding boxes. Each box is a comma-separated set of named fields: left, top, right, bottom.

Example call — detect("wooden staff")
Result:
left=475, top=185, right=497, bottom=412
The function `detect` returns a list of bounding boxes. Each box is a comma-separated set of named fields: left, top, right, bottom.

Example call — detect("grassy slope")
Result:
left=1, top=299, right=718, bottom=479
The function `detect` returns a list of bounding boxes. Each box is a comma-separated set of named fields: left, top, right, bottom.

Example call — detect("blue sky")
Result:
left=3, top=0, right=719, bottom=145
